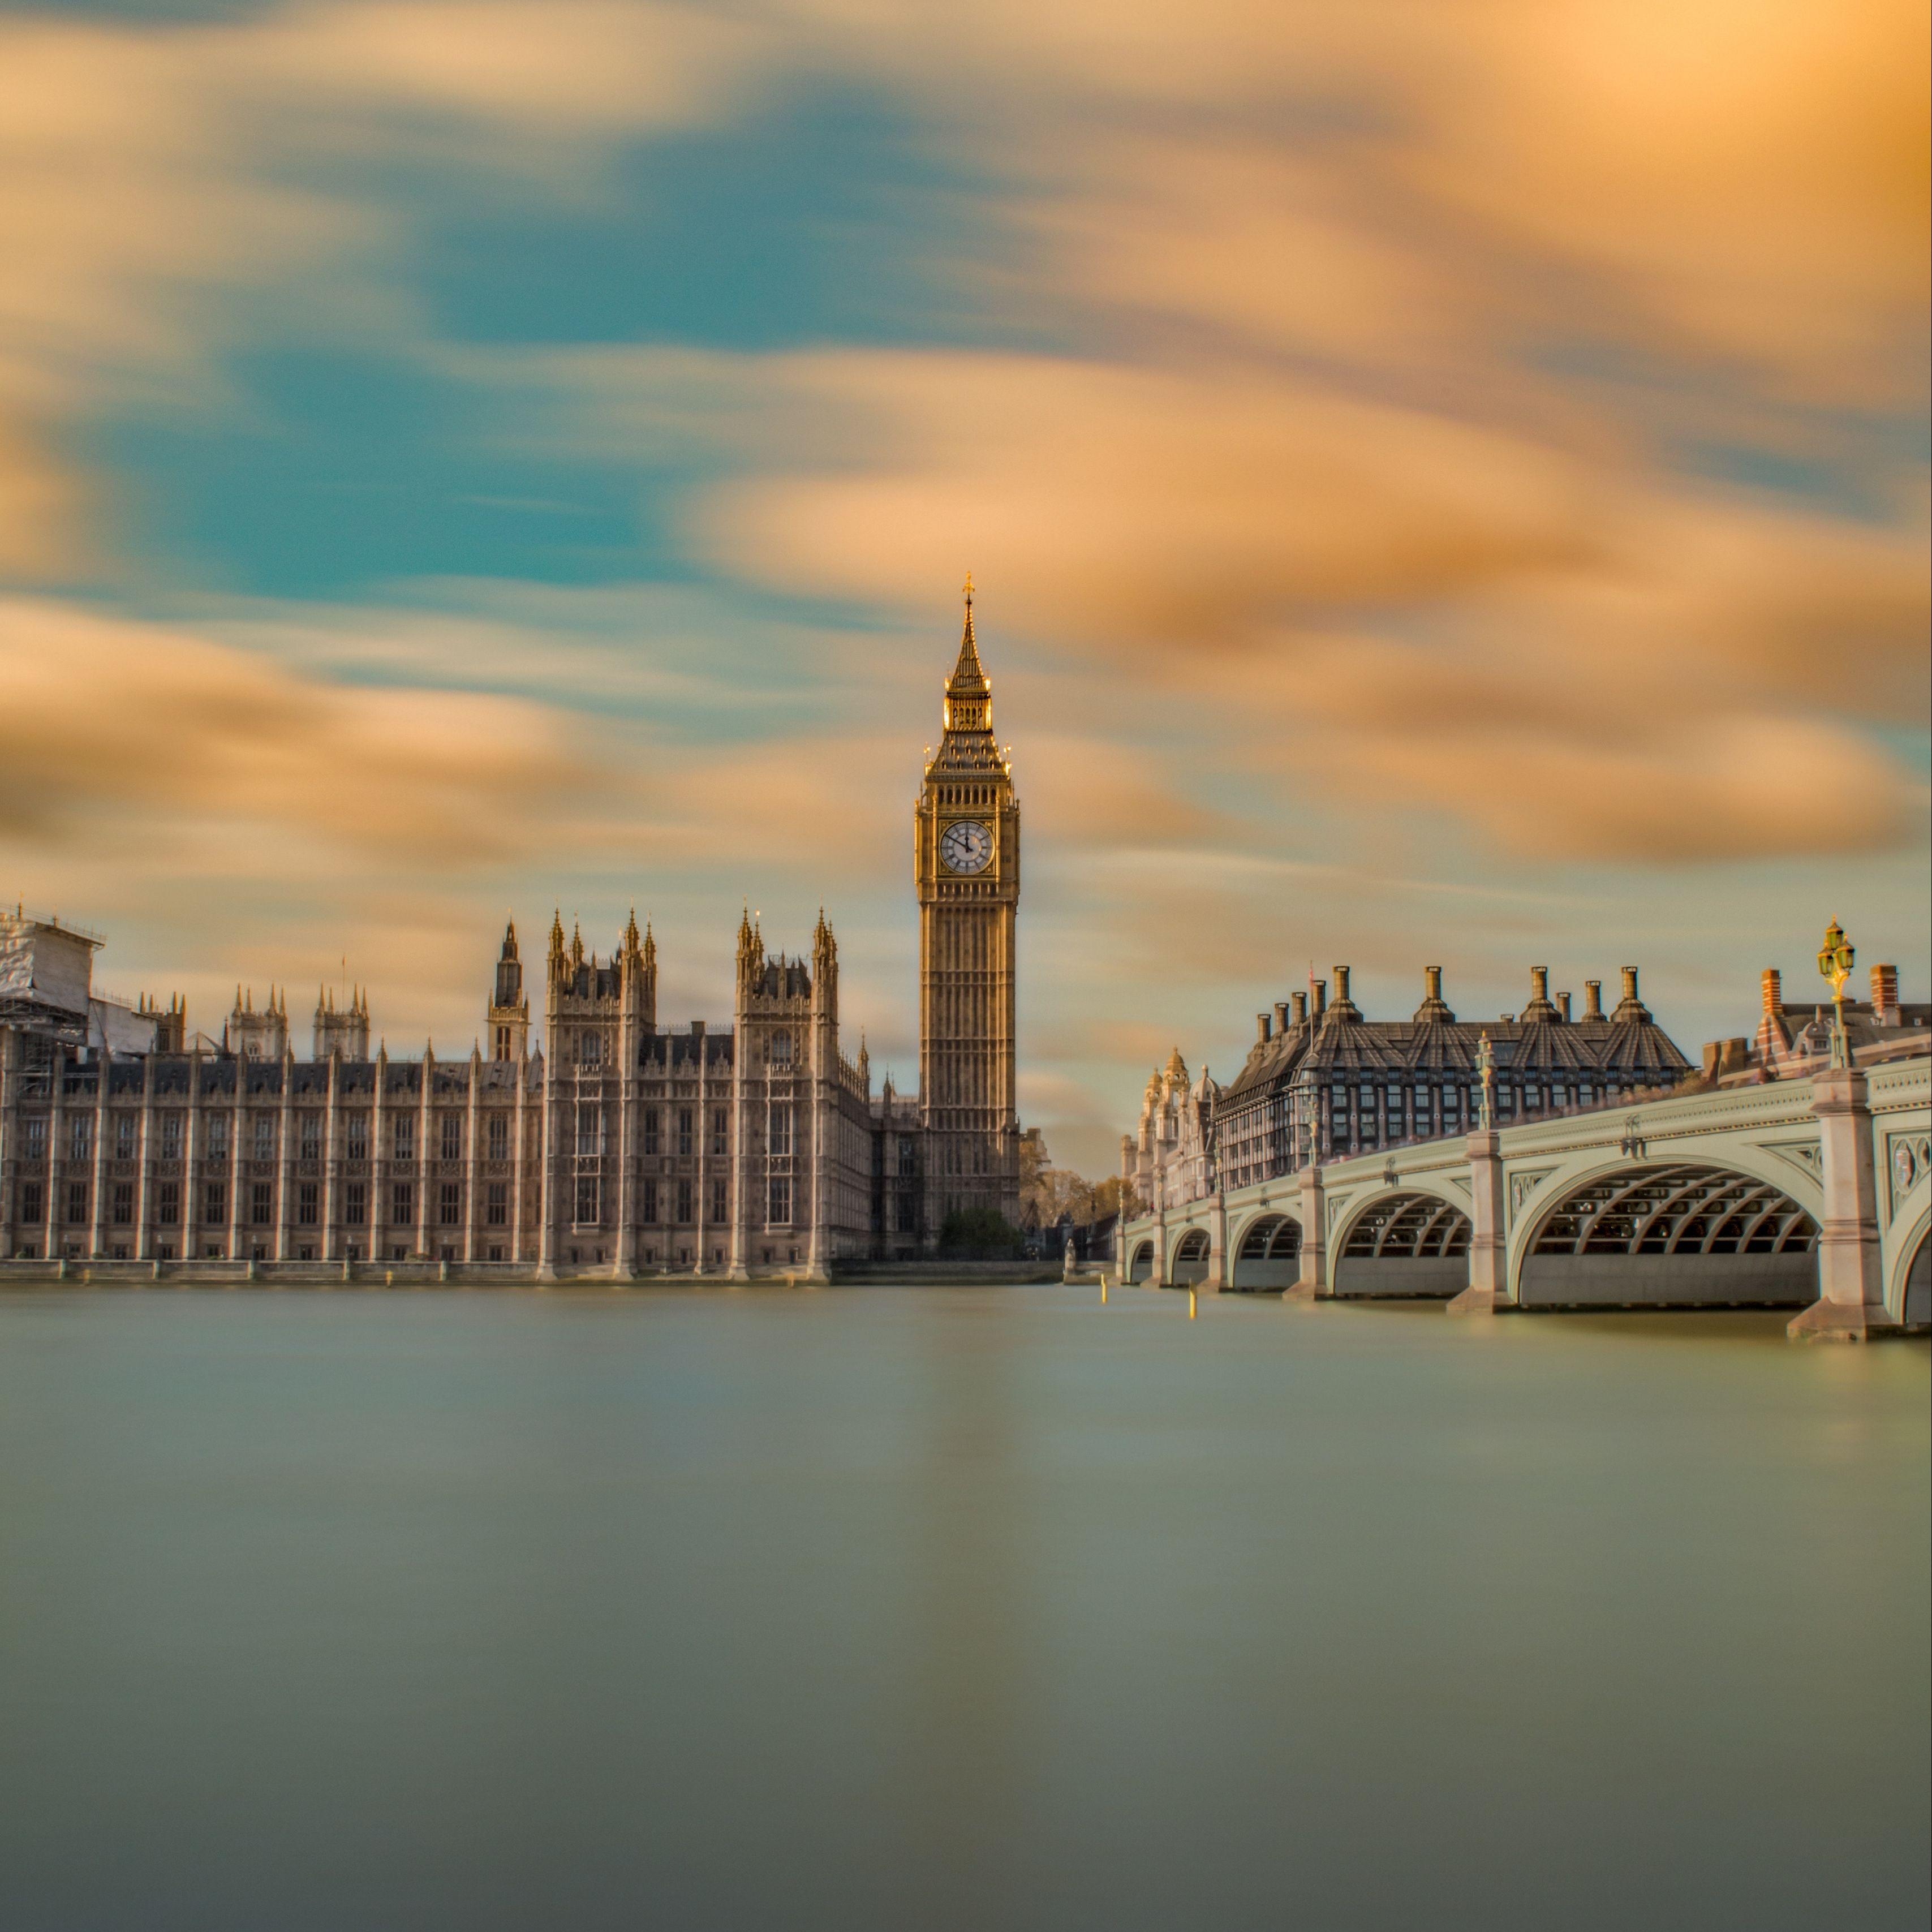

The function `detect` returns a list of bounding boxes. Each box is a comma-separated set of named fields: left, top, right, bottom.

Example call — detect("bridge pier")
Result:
left=1788, top=1066, right=1897, bottom=1341
left=1200, top=1191, right=1228, bottom=1292
left=1446, top=1128, right=1514, bottom=1316
left=1285, top=1164, right=1327, bottom=1301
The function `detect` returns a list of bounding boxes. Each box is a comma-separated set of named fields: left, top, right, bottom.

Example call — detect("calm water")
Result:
left=1, top=1285, right=1925, bottom=1932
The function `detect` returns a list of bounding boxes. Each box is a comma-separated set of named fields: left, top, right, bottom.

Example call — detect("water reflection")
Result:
left=0, top=1287, right=1924, bottom=1932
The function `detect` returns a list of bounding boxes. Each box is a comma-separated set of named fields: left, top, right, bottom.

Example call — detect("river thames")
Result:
left=1, top=1285, right=1925, bottom=1931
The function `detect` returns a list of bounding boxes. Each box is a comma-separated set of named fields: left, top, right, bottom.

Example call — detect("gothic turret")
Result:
left=495, top=921, right=522, bottom=1008
left=736, top=906, right=765, bottom=994
left=489, top=918, right=532, bottom=1061
left=618, top=907, right=657, bottom=1030
left=812, top=908, right=838, bottom=1031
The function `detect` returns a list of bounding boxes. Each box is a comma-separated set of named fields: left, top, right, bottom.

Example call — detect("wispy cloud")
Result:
left=0, top=0, right=1922, bottom=1165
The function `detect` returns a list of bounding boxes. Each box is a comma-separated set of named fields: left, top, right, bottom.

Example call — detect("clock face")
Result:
left=940, top=819, right=994, bottom=875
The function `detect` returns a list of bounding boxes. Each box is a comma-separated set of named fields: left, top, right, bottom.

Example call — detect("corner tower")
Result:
left=914, top=576, right=1020, bottom=1237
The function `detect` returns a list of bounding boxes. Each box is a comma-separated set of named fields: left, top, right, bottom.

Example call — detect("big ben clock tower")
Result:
left=915, top=576, right=1021, bottom=1240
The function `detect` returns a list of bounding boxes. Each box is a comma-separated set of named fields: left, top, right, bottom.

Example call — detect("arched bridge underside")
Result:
left=1171, top=1228, right=1212, bottom=1285
left=1334, top=1193, right=1472, bottom=1300
left=1232, top=1214, right=1301, bottom=1290
left=1905, top=1230, right=1930, bottom=1327
left=1522, top=1164, right=1819, bottom=1308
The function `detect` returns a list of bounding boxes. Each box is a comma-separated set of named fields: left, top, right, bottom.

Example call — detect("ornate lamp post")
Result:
left=1817, top=919, right=1855, bottom=1069
left=1475, top=1031, right=1496, bottom=1131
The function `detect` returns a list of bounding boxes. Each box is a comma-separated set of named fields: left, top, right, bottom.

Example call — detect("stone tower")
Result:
left=223, top=986, right=287, bottom=1060
left=312, top=984, right=369, bottom=1060
left=488, top=920, right=530, bottom=1061
left=914, top=578, right=1021, bottom=1238
left=729, top=910, right=837, bottom=1281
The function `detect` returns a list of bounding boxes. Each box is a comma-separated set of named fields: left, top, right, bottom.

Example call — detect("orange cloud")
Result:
left=681, top=349, right=1599, bottom=646
left=545, top=339, right=1920, bottom=863
left=0, top=598, right=586, bottom=862
left=810, top=0, right=1927, bottom=401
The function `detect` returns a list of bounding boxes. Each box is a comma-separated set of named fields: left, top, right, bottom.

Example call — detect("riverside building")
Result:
left=0, top=595, right=1022, bottom=1277
left=1129, top=964, right=1694, bottom=1215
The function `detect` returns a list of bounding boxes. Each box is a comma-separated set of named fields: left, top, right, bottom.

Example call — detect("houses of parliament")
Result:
left=0, top=594, right=1022, bottom=1276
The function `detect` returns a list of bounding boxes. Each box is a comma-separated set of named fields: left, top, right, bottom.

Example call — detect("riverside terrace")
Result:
left=1117, top=1025, right=1931, bottom=1341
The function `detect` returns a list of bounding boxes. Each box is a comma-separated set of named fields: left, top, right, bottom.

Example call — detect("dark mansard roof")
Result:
left=1217, top=1003, right=1692, bottom=1110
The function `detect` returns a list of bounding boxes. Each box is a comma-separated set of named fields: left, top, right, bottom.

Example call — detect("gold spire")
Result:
left=950, top=577, right=987, bottom=689
left=941, top=573, right=991, bottom=738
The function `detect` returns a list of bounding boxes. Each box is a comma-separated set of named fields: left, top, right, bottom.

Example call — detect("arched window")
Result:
left=770, top=1031, right=793, bottom=1068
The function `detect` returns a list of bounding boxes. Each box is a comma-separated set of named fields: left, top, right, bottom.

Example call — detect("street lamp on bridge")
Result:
left=1818, top=919, right=1856, bottom=1069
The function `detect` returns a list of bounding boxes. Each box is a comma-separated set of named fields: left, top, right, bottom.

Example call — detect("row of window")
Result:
left=20, top=1174, right=802, bottom=1234
left=23, top=1098, right=826, bottom=1169
left=16, top=1178, right=520, bottom=1230
left=1319, top=1078, right=1618, bottom=1113
left=17, top=1110, right=526, bottom=1164
left=563, top=1031, right=797, bottom=1069
left=575, top=1104, right=746, bottom=1159
left=570, top=1177, right=790, bottom=1227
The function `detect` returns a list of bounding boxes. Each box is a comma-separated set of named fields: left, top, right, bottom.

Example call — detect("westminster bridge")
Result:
left=1117, top=1049, right=1931, bottom=1338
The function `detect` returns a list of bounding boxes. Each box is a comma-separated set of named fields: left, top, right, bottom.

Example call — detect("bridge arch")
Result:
left=1893, top=1214, right=1929, bottom=1329
left=1230, top=1211, right=1302, bottom=1290
left=1516, top=1163, right=1819, bottom=1309
left=1127, top=1239, right=1155, bottom=1284
left=1332, top=1190, right=1473, bottom=1299
left=1169, top=1226, right=1212, bottom=1285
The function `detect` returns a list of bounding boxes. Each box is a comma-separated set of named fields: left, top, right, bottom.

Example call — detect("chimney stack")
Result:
left=1610, top=966, right=1653, bottom=1024
left=1761, top=967, right=1782, bottom=1018
left=1257, top=1012, right=1272, bottom=1044
left=1584, top=980, right=1603, bottom=1019
left=1871, top=963, right=1899, bottom=1027
left=1292, top=992, right=1308, bottom=1025
left=1274, top=1001, right=1290, bottom=1034
left=1558, top=991, right=1572, bottom=1021
left=1414, top=966, right=1455, bottom=1025
left=1334, top=965, right=1351, bottom=1005
left=1522, top=964, right=1560, bottom=1021
left=1313, top=979, right=1327, bottom=1017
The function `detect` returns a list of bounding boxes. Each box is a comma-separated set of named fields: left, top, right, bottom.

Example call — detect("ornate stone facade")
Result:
left=0, top=603, right=1022, bottom=1276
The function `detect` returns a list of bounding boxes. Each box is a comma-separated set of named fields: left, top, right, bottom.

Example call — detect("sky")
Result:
left=0, top=0, right=1926, bottom=1177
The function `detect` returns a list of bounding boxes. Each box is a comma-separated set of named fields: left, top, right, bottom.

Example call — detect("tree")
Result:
left=1085, top=1174, right=1143, bottom=1223
left=939, top=1206, right=1026, bottom=1259
left=1017, top=1131, right=1133, bottom=1232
